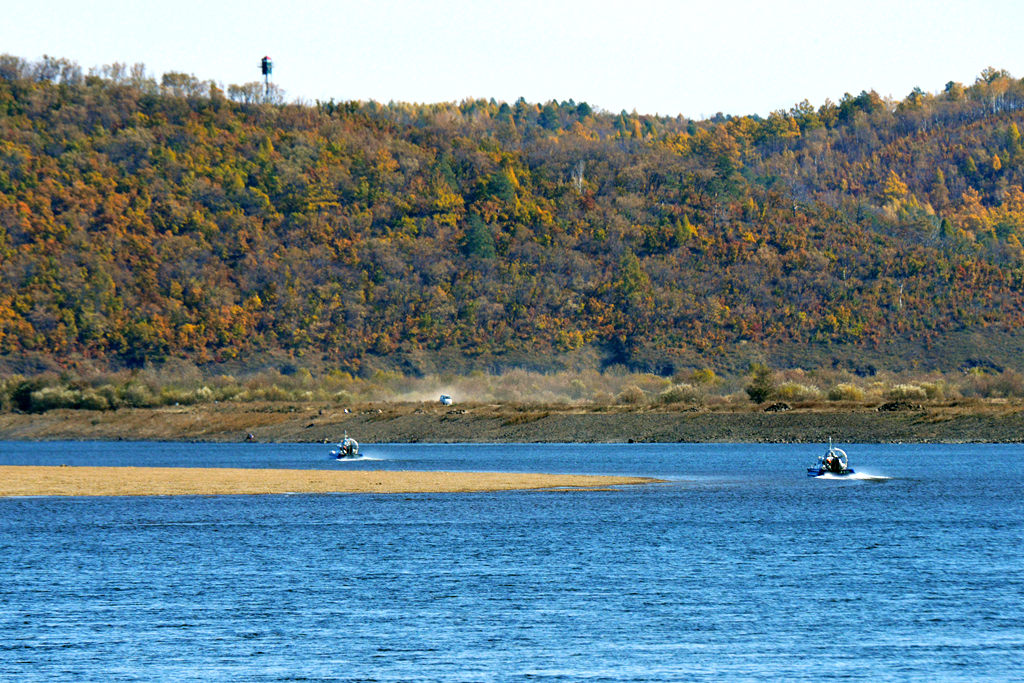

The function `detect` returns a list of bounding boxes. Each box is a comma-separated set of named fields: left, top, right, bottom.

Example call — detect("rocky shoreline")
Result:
left=2, top=401, right=1024, bottom=443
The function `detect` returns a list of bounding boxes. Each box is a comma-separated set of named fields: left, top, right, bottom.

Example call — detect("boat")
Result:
left=330, top=433, right=360, bottom=459
left=807, top=438, right=855, bottom=476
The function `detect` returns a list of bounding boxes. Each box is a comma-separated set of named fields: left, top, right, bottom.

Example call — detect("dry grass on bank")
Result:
left=7, top=363, right=1024, bottom=416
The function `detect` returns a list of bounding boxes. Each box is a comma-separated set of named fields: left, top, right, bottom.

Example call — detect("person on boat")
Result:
left=337, top=432, right=358, bottom=458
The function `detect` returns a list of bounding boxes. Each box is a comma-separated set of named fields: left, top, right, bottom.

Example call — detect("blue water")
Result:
left=1, top=442, right=1023, bottom=681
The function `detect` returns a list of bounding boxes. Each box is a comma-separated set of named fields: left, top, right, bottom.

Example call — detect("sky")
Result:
left=3, top=0, right=1022, bottom=119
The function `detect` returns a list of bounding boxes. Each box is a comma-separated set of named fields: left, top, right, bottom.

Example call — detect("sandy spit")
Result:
left=0, top=465, right=661, bottom=497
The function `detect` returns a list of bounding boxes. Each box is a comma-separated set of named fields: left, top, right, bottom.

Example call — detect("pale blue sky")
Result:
left=3, top=0, right=1021, bottom=118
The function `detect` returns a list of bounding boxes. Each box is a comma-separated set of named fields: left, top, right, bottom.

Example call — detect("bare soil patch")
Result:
left=2, top=400, right=1024, bottom=443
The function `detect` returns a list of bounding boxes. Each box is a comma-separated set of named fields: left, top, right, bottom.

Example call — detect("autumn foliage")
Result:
left=4, top=56, right=1024, bottom=379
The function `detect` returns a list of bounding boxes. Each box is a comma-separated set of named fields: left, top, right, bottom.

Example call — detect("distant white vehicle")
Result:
left=440, top=394, right=453, bottom=406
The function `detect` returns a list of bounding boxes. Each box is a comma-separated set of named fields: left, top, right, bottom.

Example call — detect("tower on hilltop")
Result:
left=260, top=56, right=272, bottom=97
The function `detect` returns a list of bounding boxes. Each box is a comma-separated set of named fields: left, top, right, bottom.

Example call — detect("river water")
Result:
left=1, top=441, right=1022, bottom=681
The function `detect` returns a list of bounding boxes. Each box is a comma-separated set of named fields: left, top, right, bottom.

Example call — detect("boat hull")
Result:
left=807, top=467, right=855, bottom=477
left=330, top=452, right=358, bottom=460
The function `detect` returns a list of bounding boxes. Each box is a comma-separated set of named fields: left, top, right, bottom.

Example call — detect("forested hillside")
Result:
left=4, top=56, right=1024, bottom=379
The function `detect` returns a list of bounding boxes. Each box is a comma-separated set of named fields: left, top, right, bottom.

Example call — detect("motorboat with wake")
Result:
left=807, top=438, right=854, bottom=476
left=330, top=432, right=360, bottom=459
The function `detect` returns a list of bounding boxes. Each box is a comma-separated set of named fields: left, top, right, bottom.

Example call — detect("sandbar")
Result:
left=0, top=465, right=661, bottom=497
